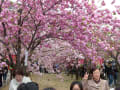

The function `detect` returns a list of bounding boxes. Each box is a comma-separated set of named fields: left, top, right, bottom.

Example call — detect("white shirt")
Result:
left=110, top=88, right=115, bottom=90
left=9, top=76, right=31, bottom=90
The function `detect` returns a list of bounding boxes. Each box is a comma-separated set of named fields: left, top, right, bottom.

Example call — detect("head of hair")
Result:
left=43, top=87, right=56, bottom=90
left=26, top=82, right=39, bottom=90
left=17, top=83, right=27, bottom=90
left=91, top=66, right=100, bottom=74
left=70, top=81, right=83, bottom=90
left=17, top=82, right=39, bottom=90
left=14, top=68, right=24, bottom=77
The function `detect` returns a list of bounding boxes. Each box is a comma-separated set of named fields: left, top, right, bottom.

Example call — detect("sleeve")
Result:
left=9, top=80, right=14, bottom=90
left=1, top=68, right=4, bottom=75
left=81, top=79, right=88, bottom=90
left=25, top=77, right=32, bottom=83
left=105, top=80, right=110, bottom=90
left=27, top=77, right=32, bottom=82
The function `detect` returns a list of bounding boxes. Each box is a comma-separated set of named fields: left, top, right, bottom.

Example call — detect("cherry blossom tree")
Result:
left=0, top=0, right=120, bottom=71
left=0, top=0, right=80, bottom=68
left=87, top=0, right=120, bottom=66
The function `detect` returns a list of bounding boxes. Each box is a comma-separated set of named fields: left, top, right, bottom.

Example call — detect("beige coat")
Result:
left=82, top=79, right=110, bottom=90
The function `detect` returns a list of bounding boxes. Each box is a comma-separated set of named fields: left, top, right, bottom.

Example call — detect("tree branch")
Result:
left=0, top=53, right=6, bottom=58
left=21, top=7, right=32, bottom=25
left=27, top=15, right=41, bottom=50
left=0, top=0, right=4, bottom=13
left=2, top=22, right=7, bottom=36
left=0, top=40, right=14, bottom=65
left=39, top=0, right=44, bottom=13
left=0, top=39, right=7, bottom=45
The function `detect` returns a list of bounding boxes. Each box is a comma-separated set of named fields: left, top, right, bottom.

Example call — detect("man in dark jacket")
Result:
left=0, top=68, right=3, bottom=87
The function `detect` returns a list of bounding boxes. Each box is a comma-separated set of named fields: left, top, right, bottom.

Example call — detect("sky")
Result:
left=94, top=0, right=120, bottom=11
left=93, top=0, right=120, bottom=19
left=11, top=0, right=17, bottom=2
left=11, top=0, right=16, bottom=2
left=11, top=0, right=120, bottom=10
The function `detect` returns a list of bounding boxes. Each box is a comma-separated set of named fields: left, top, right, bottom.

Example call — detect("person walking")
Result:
left=2, top=64, right=8, bottom=85
left=0, top=68, right=3, bottom=88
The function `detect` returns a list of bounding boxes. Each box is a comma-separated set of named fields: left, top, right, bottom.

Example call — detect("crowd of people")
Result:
left=0, top=60, right=120, bottom=90
left=7, top=66, right=120, bottom=90
left=104, top=61, right=119, bottom=87
left=66, top=60, right=119, bottom=87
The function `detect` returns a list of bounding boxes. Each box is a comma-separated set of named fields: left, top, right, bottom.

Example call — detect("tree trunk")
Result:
left=16, top=34, right=21, bottom=68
